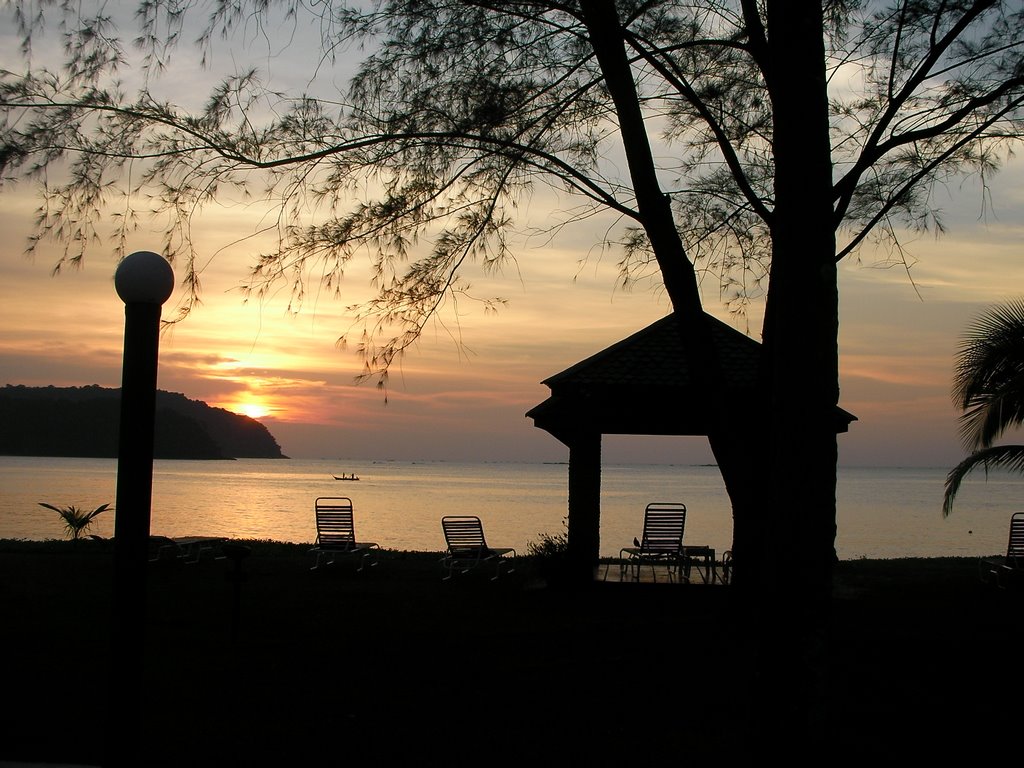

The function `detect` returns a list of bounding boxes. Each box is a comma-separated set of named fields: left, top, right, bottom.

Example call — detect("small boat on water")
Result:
left=333, top=473, right=360, bottom=481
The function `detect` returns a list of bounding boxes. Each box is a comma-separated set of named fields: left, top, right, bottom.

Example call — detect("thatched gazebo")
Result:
left=526, top=312, right=856, bottom=579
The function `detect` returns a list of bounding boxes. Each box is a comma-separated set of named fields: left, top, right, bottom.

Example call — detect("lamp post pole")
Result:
left=109, top=251, right=174, bottom=767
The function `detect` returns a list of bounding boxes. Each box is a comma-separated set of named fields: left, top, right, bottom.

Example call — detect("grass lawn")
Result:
left=1, top=540, right=1020, bottom=765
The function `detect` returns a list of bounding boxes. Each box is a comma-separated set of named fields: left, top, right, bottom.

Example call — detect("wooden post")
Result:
left=566, top=432, right=602, bottom=583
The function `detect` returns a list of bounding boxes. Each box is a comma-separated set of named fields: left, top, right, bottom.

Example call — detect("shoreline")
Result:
left=0, top=535, right=1004, bottom=558
left=4, top=458, right=1017, bottom=559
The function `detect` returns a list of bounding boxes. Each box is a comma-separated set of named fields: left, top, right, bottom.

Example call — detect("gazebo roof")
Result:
left=527, top=312, right=855, bottom=440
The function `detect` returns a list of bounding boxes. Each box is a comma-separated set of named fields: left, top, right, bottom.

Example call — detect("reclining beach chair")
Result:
left=310, top=497, right=379, bottom=571
left=979, top=511, right=1024, bottom=588
left=441, top=515, right=516, bottom=580
left=619, top=502, right=687, bottom=583
left=148, top=535, right=223, bottom=564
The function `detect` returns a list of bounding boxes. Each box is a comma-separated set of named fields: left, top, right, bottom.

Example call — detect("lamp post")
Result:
left=109, top=251, right=174, bottom=767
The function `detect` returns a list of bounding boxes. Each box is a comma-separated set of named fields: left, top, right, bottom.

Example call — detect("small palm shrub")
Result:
left=38, top=502, right=110, bottom=541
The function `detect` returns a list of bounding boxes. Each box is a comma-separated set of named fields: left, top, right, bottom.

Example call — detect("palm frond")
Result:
left=943, top=445, right=1024, bottom=517
left=953, top=299, right=1024, bottom=451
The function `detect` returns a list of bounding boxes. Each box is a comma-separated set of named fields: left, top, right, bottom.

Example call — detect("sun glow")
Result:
left=238, top=402, right=270, bottom=420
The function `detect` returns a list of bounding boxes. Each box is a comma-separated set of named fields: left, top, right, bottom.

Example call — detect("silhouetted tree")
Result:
left=944, top=299, right=1024, bottom=515
left=3, top=0, right=1023, bottom=746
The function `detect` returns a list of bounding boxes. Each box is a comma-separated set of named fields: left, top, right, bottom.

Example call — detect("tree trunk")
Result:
left=754, top=0, right=840, bottom=751
left=583, top=0, right=840, bottom=752
left=579, top=0, right=765, bottom=585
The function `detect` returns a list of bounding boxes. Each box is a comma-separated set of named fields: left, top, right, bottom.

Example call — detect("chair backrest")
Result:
left=442, top=515, right=488, bottom=554
left=1007, top=512, right=1024, bottom=563
left=640, top=502, right=686, bottom=553
left=315, top=497, right=356, bottom=548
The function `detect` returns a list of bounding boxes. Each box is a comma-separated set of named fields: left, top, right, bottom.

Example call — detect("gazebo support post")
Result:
left=566, top=432, right=602, bottom=583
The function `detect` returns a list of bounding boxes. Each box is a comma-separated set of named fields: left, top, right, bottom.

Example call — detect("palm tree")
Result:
left=944, top=299, right=1024, bottom=516
left=38, top=502, right=110, bottom=542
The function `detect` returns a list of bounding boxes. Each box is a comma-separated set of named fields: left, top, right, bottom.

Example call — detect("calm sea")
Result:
left=0, top=456, right=1018, bottom=559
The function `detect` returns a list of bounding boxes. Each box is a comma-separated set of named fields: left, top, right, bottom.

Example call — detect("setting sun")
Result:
left=238, top=402, right=270, bottom=420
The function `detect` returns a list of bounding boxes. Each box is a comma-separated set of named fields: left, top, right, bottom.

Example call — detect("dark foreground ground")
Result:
left=1, top=540, right=1020, bottom=766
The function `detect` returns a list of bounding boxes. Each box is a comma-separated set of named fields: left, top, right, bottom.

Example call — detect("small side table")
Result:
left=681, top=545, right=716, bottom=585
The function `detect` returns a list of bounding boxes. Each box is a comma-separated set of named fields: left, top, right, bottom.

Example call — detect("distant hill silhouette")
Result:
left=0, top=385, right=287, bottom=460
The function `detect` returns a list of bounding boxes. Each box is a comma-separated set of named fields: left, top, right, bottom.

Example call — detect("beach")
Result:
left=1, top=539, right=1019, bottom=765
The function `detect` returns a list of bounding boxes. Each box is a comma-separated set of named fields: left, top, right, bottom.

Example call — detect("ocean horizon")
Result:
left=1, top=456, right=1018, bottom=560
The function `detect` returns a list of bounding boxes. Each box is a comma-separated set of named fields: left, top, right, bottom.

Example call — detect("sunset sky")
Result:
left=2, top=8, right=1023, bottom=467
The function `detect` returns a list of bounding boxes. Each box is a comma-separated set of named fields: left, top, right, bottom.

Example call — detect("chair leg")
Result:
left=492, top=556, right=513, bottom=580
